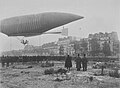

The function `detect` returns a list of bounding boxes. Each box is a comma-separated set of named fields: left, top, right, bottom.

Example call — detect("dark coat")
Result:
left=76, top=57, right=82, bottom=68
left=65, top=55, right=72, bottom=68
left=82, top=57, right=88, bottom=64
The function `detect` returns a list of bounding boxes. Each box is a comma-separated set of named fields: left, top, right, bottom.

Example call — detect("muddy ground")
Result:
left=0, top=61, right=120, bottom=88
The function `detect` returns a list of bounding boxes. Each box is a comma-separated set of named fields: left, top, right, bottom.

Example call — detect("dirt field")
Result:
left=0, top=61, right=120, bottom=88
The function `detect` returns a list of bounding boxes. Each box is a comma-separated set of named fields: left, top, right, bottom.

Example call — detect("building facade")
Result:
left=88, top=32, right=119, bottom=56
left=42, top=42, right=59, bottom=56
left=57, top=36, right=77, bottom=55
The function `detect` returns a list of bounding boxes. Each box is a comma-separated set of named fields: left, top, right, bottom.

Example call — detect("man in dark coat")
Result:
left=82, top=54, right=88, bottom=71
left=65, top=55, right=72, bottom=71
left=76, top=54, right=82, bottom=71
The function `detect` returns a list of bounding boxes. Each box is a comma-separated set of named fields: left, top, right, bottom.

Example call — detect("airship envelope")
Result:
left=0, top=12, right=83, bottom=37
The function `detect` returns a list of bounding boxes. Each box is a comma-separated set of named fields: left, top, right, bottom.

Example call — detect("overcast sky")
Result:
left=0, top=0, right=120, bottom=53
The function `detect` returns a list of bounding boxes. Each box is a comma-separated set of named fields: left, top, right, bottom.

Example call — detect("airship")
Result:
left=0, top=12, right=83, bottom=37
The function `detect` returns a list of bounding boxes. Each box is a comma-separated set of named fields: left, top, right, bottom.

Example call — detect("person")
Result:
left=76, top=54, right=82, bottom=71
left=6, top=56, right=10, bottom=67
left=65, top=55, right=72, bottom=71
left=1, top=56, right=5, bottom=67
left=82, top=54, right=88, bottom=71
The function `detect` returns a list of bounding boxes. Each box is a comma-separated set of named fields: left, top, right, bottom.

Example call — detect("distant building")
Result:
left=24, top=45, right=35, bottom=50
left=42, top=42, right=59, bottom=55
left=80, top=38, right=89, bottom=55
left=57, top=36, right=77, bottom=55
left=88, top=31, right=119, bottom=56
left=1, top=50, right=22, bottom=56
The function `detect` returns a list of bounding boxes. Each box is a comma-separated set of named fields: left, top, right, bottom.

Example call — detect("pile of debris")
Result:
left=92, top=61, right=120, bottom=78
left=44, top=68, right=71, bottom=81
left=109, top=67, right=120, bottom=78
left=44, top=68, right=68, bottom=75
left=41, top=61, right=54, bottom=67
left=92, top=62, right=106, bottom=69
left=12, top=65, right=33, bottom=69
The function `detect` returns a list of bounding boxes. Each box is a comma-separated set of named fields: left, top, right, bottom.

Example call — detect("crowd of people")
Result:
left=0, top=54, right=88, bottom=71
left=0, top=55, right=66, bottom=67
left=65, top=54, right=88, bottom=71
left=0, top=56, right=47, bottom=67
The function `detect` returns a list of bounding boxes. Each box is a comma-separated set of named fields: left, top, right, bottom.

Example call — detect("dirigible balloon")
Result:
left=0, top=12, right=83, bottom=37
